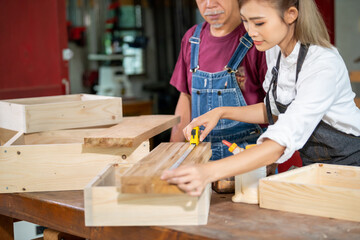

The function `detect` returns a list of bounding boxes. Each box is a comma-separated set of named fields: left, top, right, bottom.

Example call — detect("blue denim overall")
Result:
left=266, top=44, right=360, bottom=166
left=190, top=23, right=263, bottom=160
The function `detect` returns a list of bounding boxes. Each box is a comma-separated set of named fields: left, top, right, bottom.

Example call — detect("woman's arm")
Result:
left=161, top=138, right=285, bottom=196
left=184, top=102, right=268, bottom=141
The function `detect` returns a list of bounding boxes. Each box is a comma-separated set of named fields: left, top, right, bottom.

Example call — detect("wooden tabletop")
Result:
left=0, top=191, right=359, bottom=240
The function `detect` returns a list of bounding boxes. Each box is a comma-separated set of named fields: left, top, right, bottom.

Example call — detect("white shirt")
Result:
left=258, top=42, right=360, bottom=164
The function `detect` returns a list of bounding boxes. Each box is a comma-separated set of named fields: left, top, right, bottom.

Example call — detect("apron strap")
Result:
left=226, top=32, right=253, bottom=72
left=189, top=22, right=203, bottom=72
left=266, top=52, right=281, bottom=125
left=265, top=44, right=309, bottom=125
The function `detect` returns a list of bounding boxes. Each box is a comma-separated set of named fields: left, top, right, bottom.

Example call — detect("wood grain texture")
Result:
left=84, top=115, right=180, bottom=148
left=120, top=142, right=212, bottom=194
left=0, top=127, right=149, bottom=193
left=84, top=164, right=212, bottom=226
left=0, top=94, right=122, bottom=133
left=259, top=163, right=360, bottom=222
left=1, top=191, right=360, bottom=240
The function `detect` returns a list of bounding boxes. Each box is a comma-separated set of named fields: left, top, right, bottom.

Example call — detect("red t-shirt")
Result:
left=170, top=22, right=267, bottom=105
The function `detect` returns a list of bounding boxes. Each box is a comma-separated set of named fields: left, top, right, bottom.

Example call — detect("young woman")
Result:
left=161, top=0, right=360, bottom=196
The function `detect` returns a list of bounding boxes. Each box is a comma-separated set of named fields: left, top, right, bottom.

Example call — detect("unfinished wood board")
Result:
left=0, top=94, right=122, bottom=133
left=0, top=127, right=149, bottom=193
left=84, top=115, right=180, bottom=147
left=84, top=164, right=212, bottom=226
left=120, top=142, right=212, bottom=194
left=259, top=163, right=360, bottom=222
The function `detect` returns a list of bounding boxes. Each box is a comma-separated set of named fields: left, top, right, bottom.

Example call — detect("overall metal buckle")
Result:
left=224, top=65, right=238, bottom=73
left=190, top=65, right=200, bottom=73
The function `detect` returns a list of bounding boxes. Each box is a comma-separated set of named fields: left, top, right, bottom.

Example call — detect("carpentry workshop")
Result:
left=1, top=0, right=360, bottom=239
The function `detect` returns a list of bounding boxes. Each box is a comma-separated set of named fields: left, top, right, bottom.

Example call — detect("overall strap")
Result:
left=226, top=32, right=253, bottom=72
left=189, top=22, right=203, bottom=72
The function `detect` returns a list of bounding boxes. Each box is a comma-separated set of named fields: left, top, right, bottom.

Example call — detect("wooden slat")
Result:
left=0, top=133, right=149, bottom=193
left=0, top=94, right=123, bottom=133
left=84, top=115, right=180, bottom=148
left=120, top=142, right=212, bottom=194
left=350, top=71, right=360, bottom=82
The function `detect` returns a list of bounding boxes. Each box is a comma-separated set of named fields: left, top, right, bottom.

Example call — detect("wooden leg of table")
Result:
left=43, top=229, right=85, bottom=240
left=0, top=214, right=14, bottom=240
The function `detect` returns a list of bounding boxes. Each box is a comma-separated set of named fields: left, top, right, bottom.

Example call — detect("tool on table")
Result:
left=169, top=127, right=200, bottom=170
left=221, top=140, right=266, bottom=203
left=212, top=140, right=256, bottom=194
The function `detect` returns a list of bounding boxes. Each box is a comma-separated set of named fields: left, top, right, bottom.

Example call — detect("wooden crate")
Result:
left=259, top=163, right=360, bottom=222
left=0, top=115, right=179, bottom=193
left=85, top=142, right=212, bottom=226
left=0, top=94, right=122, bottom=133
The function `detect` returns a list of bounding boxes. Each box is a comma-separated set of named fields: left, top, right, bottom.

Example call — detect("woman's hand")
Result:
left=161, top=163, right=212, bottom=196
left=183, top=108, right=223, bottom=142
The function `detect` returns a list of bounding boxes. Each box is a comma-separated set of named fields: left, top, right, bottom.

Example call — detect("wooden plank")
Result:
left=0, top=94, right=122, bottom=133
left=84, top=115, right=180, bottom=148
left=259, top=163, right=360, bottom=222
left=350, top=71, right=360, bottom=82
left=0, top=128, right=149, bottom=193
left=0, top=214, right=14, bottom=240
left=120, top=142, right=212, bottom=194
left=84, top=163, right=212, bottom=226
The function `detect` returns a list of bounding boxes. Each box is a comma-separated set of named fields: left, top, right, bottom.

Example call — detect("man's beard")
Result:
left=203, top=10, right=225, bottom=29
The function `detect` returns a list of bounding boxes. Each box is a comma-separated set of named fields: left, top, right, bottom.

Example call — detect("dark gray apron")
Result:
left=266, top=44, right=360, bottom=166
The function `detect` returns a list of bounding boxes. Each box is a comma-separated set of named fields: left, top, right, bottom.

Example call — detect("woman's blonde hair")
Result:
left=239, top=0, right=332, bottom=48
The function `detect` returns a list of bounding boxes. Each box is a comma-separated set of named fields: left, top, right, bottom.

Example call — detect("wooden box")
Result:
left=0, top=115, right=179, bottom=193
left=0, top=94, right=122, bottom=133
left=259, top=163, right=360, bottom=222
left=85, top=142, right=212, bottom=226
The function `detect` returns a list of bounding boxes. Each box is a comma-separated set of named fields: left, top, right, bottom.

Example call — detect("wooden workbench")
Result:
left=0, top=191, right=359, bottom=240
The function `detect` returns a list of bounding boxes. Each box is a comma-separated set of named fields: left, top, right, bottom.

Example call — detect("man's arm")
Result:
left=170, top=92, right=191, bottom=142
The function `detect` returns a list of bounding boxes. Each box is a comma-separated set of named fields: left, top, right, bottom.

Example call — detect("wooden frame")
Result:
left=0, top=115, right=179, bottom=193
left=0, top=127, right=149, bottom=193
left=0, top=94, right=122, bottom=133
left=259, top=163, right=360, bottom=222
left=84, top=142, right=212, bottom=226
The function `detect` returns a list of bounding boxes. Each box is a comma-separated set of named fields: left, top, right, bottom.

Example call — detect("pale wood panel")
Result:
left=120, top=142, right=212, bottom=194
left=3, top=131, right=24, bottom=147
left=0, top=101, right=25, bottom=133
left=24, top=128, right=107, bottom=145
left=259, top=164, right=360, bottom=222
left=261, top=164, right=319, bottom=185
left=84, top=115, right=180, bottom=148
left=84, top=167, right=211, bottom=226
left=3, top=94, right=82, bottom=104
left=318, top=164, right=360, bottom=189
left=0, top=94, right=122, bottom=133
left=0, top=138, right=149, bottom=193
left=0, top=127, right=18, bottom=145
left=350, top=71, right=360, bottom=82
